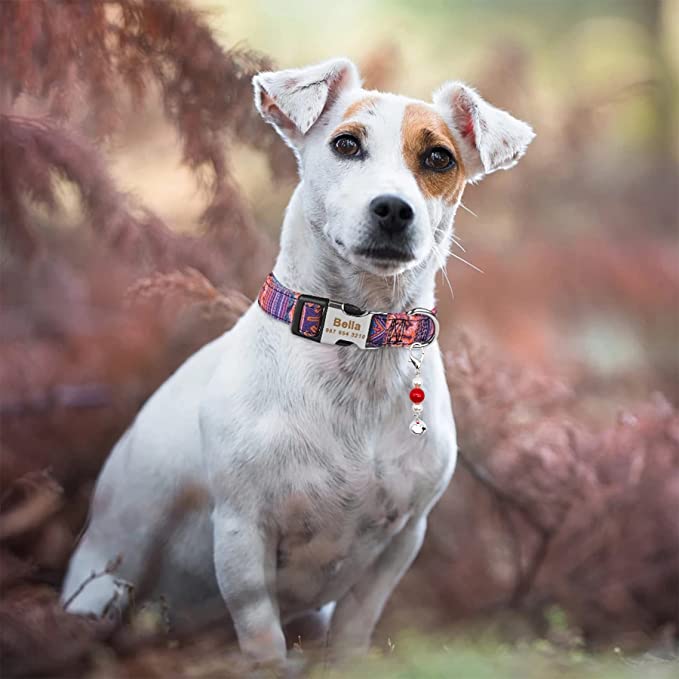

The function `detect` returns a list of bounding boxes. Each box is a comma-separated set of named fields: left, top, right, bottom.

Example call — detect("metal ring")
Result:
left=408, top=307, right=440, bottom=348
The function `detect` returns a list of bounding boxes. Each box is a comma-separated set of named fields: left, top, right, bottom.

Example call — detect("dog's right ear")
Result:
left=253, top=58, right=361, bottom=148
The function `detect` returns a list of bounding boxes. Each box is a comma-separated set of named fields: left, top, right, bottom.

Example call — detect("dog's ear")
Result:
left=253, top=58, right=361, bottom=147
left=433, top=82, right=535, bottom=181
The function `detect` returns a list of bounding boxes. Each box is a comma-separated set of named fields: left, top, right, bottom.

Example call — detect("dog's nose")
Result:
left=369, top=195, right=414, bottom=234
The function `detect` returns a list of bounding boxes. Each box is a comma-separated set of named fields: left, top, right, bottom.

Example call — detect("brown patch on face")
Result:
left=329, top=121, right=367, bottom=142
left=402, top=103, right=466, bottom=205
left=342, top=95, right=379, bottom=121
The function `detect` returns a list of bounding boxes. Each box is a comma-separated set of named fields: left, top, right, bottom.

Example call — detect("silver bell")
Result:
left=409, top=419, right=427, bottom=436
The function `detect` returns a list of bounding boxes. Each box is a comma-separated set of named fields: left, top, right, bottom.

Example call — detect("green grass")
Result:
left=310, top=636, right=678, bottom=679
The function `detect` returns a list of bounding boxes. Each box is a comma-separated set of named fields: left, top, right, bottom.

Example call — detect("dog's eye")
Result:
left=333, top=135, right=361, bottom=157
left=423, top=147, right=455, bottom=171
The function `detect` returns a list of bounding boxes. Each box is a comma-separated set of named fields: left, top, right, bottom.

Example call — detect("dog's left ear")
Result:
left=253, top=58, right=361, bottom=148
left=433, top=82, right=535, bottom=181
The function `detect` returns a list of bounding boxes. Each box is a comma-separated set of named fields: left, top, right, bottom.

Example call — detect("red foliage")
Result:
left=1, top=113, right=170, bottom=258
left=0, top=0, right=288, bottom=260
left=0, top=0, right=281, bottom=162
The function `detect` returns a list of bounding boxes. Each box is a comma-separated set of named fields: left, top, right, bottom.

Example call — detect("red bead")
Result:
left=409, top=387, right=425, bottom=403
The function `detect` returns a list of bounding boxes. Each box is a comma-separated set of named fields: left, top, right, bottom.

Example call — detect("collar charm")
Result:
left=408, top=344, right=427, bottom=435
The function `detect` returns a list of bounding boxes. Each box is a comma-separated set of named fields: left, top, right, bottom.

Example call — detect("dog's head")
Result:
left=254, top=58, right=534, bottom=276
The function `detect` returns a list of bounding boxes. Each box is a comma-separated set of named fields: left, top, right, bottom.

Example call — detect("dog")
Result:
left=62, top=57, right=534, bottom=666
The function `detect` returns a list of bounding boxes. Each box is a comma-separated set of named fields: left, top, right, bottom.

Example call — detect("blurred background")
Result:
left=1, top=0, right=677, bottom=677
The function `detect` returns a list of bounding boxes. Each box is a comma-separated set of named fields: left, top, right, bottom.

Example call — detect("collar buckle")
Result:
left=291, top=294, right=329, bottom=342
left=291, top=295, right=375, bottom=349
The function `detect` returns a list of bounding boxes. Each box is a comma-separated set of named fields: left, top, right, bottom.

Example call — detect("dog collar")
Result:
left=258, top=272, right=437, bottom=435
left=257, top=273, right=439, bottom=351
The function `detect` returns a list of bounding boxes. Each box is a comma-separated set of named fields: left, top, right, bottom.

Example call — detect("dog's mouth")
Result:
left=350, top=245, right=418, bottom=273
left=331, top=237, right=418, bottom=273
left=354, top=245, right=415, bottom=262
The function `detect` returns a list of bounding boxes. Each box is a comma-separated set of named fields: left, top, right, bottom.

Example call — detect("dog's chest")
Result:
left=272, top=435, right=445, bottom=614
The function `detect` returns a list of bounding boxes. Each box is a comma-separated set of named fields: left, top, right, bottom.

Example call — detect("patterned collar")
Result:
left=257, top=273, right=439, bottom=350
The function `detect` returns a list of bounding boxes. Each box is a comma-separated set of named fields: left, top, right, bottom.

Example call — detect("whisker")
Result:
left=432, top=242, right=455, bottom=301
left=447, top=249, right=484, bottom=274
left=450, top=234, right=466, bottom=253
left=438, top=265, right=455, bottom=302
left=459, top=201, right=478, bottom=218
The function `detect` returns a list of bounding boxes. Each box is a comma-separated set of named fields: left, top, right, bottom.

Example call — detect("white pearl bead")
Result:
left=412, top=403, right=424, bottom=414
left=412, top=375, right=423, bottom=387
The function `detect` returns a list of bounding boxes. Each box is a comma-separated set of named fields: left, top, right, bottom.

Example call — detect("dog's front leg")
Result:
left=212, top=507, right=286, bottom=667
left=329, top=517, right=427, bottom=657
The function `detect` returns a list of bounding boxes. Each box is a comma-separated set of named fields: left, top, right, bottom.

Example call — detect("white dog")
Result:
left=62, top=58, right=533, bottom=666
